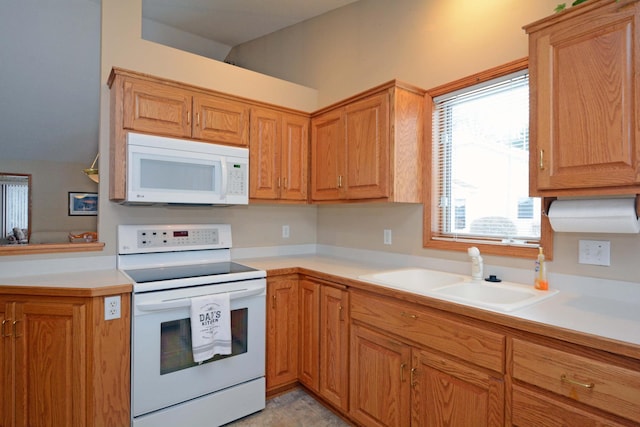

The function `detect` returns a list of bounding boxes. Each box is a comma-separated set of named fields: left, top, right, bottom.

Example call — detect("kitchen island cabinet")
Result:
left=250, top=107, right=309, bottom=203
left=525, top=0, right=640, bottom=196
left=0, top=281, right=131, bottom=427
left=310, top=81, right=424, bottom=203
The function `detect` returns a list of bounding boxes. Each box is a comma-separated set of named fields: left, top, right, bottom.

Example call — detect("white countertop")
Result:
left=239, top=254, right=640, bottom=349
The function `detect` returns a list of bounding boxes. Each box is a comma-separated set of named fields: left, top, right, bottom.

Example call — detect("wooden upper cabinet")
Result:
left=525, top=0, right=640, bottom=196
left=250, top=107, right=309, bottom=202
left=122, top=78, right=191, bottom=138
left=194, top=94, right=249, bottom=146
left=310, top=81, right=424, bottom=203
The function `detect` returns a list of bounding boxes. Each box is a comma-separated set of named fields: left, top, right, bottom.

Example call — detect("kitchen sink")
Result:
left=358, top=268, right=467, bottom=295
left=431, top=281, right=559, bottom=312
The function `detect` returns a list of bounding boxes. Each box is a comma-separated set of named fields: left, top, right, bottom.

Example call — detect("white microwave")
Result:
left=125, top=132, right=249, bottom=205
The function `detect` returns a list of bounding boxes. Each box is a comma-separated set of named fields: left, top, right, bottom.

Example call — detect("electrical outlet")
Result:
left=104, top=295, right=121, bottom=320
left=282, top=225, right=290, bottom=239
left=384, top=229, right=392, bottom=245
left=578, top=240, right=611, bottom=266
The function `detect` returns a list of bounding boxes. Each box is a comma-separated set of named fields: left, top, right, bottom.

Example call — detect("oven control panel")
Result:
left=118, top=224, right=232, bottom=254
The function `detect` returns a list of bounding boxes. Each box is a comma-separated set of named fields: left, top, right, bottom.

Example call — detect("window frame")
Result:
left=423, top=58, right=553, bottom=260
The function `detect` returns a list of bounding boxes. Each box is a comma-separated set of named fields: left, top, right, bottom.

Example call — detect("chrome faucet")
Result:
left=467, top=247, right=483, bottom=281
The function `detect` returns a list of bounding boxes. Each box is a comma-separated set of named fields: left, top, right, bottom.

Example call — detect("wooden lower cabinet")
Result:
left=350, top=323, right=504, bottom=427
left=0, top=293, right=130, bottom=427
left=265, top=275, right=299, bottom=393
left=350, top=324, right=411, bottom=427
left=298, top=277, right=349, bottom=411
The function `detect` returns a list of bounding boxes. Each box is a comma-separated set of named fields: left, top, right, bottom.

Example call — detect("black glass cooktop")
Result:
left=125, top=262, right=259, bottom=284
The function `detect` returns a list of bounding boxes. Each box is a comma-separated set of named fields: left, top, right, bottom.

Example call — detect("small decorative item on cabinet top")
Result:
left=68, top=192, right=98, bottom=216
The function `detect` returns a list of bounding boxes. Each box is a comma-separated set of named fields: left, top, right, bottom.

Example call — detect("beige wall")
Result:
left=0, top=159, right=97, bottom=241
left=229, top=0, right=640, bottom=283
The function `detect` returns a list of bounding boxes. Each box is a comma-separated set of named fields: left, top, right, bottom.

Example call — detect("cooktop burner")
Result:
left=124, top=262, right=259, bottom=284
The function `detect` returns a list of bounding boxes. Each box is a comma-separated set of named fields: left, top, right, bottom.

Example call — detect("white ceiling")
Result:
left=0, top=0, right=357, bottom=165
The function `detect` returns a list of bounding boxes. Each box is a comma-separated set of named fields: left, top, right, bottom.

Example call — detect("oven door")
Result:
left=131, top=279, right=265, bottom=417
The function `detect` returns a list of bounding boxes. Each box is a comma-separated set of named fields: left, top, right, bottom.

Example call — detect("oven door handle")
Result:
left=136, top=287, right=264, bottom=312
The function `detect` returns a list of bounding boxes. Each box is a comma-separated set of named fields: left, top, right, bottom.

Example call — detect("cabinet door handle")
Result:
left=539, top=149, right=545, bottom=170
left=1, top=319, right=11, bottom=337
left=271, top=294, right=276, bottom=310
left=400, top=363, right=406, bottom=382
left=560, top=374, right=594, bottom=389
left=410, top=367, right=418, bottom=388
left=338, top=175, right=343, bottom=188
left=401, top=312, right=418, bottom=320
left=283, top=177, right=287, bottom=189
left=196, top=112, right=200, bottom=127
left=187, top=111, right=191, bottom=125
left=12, top=320, right=21, bottom=338
left=338, top=305, right=344, bottom=321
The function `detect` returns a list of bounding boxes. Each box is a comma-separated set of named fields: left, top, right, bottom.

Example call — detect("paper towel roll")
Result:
left=548, top=198, right=640, bottom=233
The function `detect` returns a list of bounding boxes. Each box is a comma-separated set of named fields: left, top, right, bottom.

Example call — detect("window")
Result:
left=424, top=59, right=552, bottom=259
left=1, top=174, right=30, bottom=239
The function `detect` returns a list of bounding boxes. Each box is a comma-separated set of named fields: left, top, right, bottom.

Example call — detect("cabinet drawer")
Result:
left=512, top=339, right=640, bottom=424
left=512, top=385, right=628, bottom=427
left=350, top=291, right=504, bottom=372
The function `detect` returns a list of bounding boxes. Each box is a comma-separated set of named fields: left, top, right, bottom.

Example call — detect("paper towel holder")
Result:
left=546, top=195, right=640, bottom=234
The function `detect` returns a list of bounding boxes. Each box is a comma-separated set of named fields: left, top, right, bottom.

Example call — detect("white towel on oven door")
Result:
left=190, top=293, right=232, bottom=363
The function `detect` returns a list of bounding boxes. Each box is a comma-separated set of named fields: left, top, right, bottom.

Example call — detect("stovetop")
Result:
left=124, top=261, right=260, bottom=284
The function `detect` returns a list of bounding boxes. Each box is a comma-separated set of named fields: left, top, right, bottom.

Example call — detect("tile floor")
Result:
left=225, top=388, right=350, bottom=427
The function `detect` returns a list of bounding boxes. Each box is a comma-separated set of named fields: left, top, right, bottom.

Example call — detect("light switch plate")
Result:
left=578, top=240, right=611, bottom=266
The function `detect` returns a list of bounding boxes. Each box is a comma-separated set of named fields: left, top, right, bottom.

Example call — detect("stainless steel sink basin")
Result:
left=358, top=268, right=467, bottom=295
left=431, top=281, right=559, bottom=312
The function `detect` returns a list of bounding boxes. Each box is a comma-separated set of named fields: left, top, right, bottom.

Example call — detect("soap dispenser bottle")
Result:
left=534, top=247, right=548, bottom=290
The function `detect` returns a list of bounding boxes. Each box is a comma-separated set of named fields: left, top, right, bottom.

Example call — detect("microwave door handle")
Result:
left=136, top=287, right=264, bottom=312
left=220, top=159, right=228, bottom=200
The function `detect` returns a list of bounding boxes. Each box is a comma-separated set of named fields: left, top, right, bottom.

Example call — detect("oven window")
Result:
left=160, top=308, right=248, bottom=375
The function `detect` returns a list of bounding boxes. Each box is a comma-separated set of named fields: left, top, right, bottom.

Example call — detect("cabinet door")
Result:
left=280, top=113, right=309, bottom=201
left=298, top=279, right=320, bottom=391
left=193, top=94, right=250, bottom=146
left=265, top=275, right=299, bottom=392
left=311, top=109, right=344, bottom=201
left=529, top=2, right=640, bottom=193
left=250, top=107, right=281, bottom=200
left=411, top=349, right=504, bottom=427
left=13, top=300, right=86, bottom=427
left=319, top=286, right=349, bottom=411
left=349, top=324, right=411, bottom=427
left=122, top=78, right=191, bottom=138
left=343, top=92, right=390, bottom=199
left=1, top=302, right=12, bottom=427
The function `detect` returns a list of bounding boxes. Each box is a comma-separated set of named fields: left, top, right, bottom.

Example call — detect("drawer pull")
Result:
left=561, top=374, right=594, bottom=389
left=401, top=312, right=418, bottom=319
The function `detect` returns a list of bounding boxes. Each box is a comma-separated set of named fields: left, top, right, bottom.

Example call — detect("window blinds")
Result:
left=431, top=71, right=540, bottom=246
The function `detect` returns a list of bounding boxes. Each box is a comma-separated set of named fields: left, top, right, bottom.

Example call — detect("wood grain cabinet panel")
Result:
left=194, top=94, right=249, bottom=146
left=349, top=324, right=411, bottom=427
left=250, top=107, right=309, bottom=202
left=525, top=0, right=640, bottom=196
left=298, top=278, right=320, bottom=392
left=350, top=290, right=505, bottom=427
left=511, top=338, right=640, bottom=425
left=310, top=81, right=424, bottom=203
left=265, top=275, right=299, bottom=394
left=0, top=294, right=130, bottom=427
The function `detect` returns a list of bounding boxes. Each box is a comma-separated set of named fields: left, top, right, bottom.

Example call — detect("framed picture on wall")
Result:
left=68, top=192, right=98, bottom=216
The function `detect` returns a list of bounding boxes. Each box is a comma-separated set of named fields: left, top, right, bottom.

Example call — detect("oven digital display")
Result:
left=173, top=231, right=189, bottom=237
